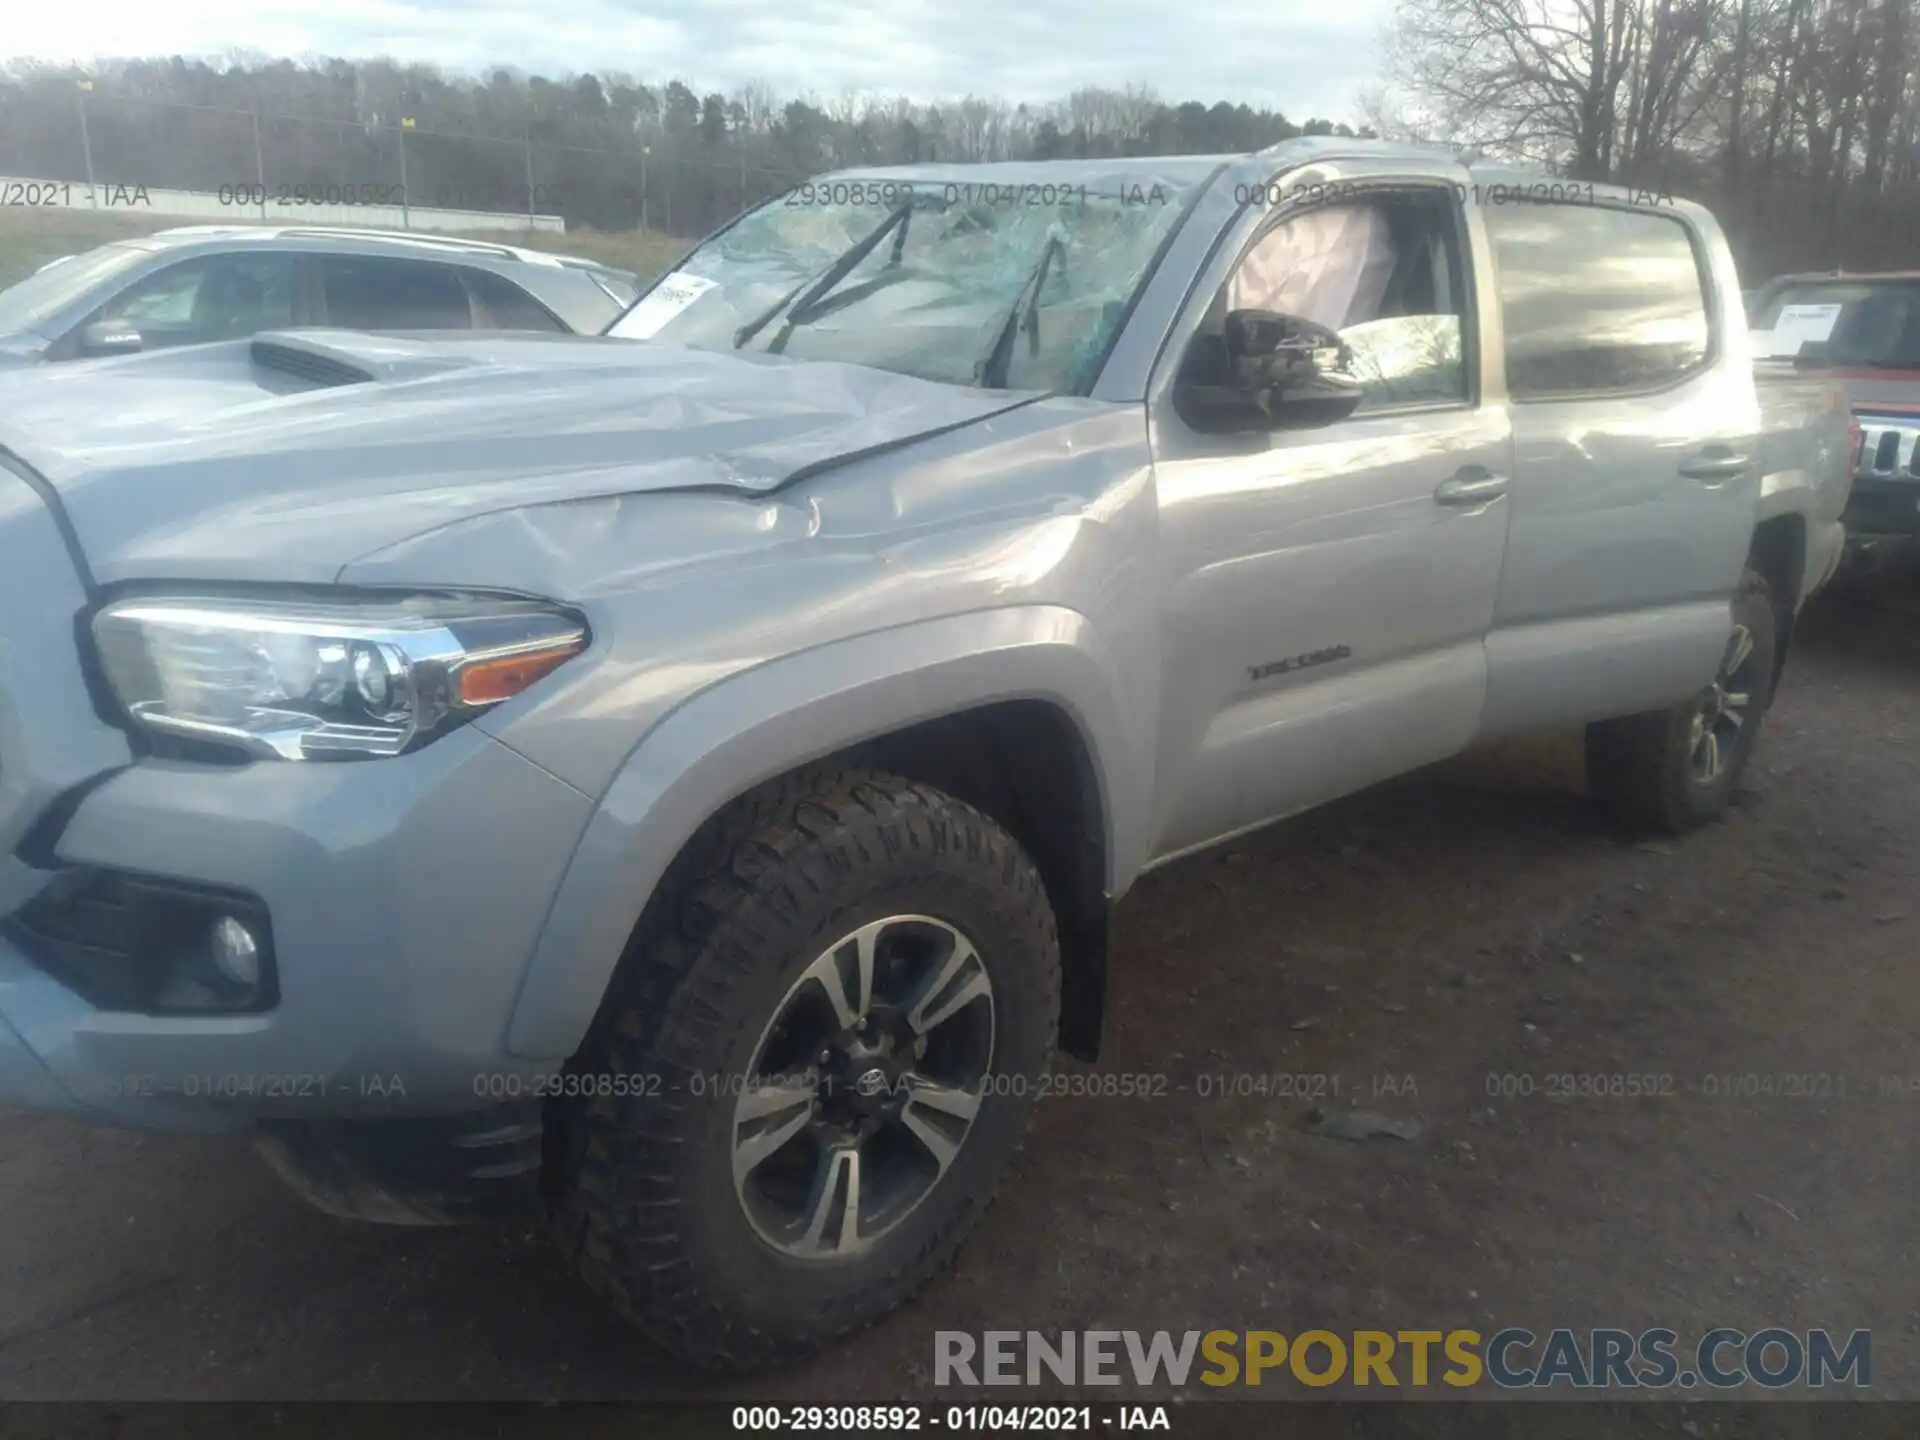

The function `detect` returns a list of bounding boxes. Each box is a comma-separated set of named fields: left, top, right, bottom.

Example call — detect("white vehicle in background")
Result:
left=0, top=225, right=637, bottom=366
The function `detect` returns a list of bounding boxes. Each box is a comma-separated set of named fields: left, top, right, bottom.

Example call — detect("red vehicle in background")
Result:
left=1750, top=273, right=1920, bottom=573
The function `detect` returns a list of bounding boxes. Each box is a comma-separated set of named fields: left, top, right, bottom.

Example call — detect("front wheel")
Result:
left=551, top=769, right=1060, bottom=1369
left=1585, top=567, right=1779, bottom=834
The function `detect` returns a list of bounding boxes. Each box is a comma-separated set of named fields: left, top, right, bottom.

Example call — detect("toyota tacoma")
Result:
left=0, top=140, right=1853, bottom=1368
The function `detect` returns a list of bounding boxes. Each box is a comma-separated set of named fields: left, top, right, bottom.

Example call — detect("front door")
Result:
left=1145, top=173, right=1514, bottom=862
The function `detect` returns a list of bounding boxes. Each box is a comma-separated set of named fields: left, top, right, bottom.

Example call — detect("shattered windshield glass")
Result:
left=608, top=172, right=1200, bottom=394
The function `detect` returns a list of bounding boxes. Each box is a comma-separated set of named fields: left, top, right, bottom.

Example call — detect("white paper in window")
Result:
left=1766, top=302, right=1844, bottom=355
left=610, top=273, right=718, bottom=339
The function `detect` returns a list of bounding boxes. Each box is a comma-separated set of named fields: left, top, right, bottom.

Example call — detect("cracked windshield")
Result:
left=609, top=172, right=1197, bottom=391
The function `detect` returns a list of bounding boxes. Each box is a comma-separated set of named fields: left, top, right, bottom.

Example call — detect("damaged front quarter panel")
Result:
left=338, top=395, right=1163, bottom=805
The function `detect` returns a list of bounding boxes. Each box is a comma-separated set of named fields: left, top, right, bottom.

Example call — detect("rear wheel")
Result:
left=1585, top=568, right=1778, bottom=834
left=551, top=768, right=1059, bottom=1369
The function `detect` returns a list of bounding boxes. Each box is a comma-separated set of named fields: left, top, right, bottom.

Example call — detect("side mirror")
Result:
left=78, top=320, right=144, bottom=358
left=1222, top=308, right=1365, bottom=430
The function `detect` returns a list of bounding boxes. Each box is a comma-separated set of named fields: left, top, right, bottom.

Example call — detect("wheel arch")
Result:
left=503, top=607, right=1149, bottom=1063
left=850, top=700, right=1111, bottom=1060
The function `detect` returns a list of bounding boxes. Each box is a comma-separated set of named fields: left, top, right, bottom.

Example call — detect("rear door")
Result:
left=1475, top=199, right=1758, bottom=736
left=312, top=256, right=476, bottom=331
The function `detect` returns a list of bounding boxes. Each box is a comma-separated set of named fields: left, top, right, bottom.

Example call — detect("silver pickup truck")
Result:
left=0, top=140, right=1851, bottom=1368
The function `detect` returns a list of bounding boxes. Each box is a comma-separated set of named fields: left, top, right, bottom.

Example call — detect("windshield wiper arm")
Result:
left=733, top=198, right=916, bottom=351
left=974, top=233, right=1066, bottom=389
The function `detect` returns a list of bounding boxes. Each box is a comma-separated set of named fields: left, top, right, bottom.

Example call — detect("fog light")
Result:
left=209, top=916, right=261, bottom=987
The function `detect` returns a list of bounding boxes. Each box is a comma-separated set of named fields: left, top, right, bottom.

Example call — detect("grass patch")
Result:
left=0, top=208, right=685, bottom=291
left=0, top=208, right=174, bottom=284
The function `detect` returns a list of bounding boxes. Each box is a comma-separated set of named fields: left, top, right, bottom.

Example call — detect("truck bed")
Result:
left=1754, top=360, right=1855, bottom=600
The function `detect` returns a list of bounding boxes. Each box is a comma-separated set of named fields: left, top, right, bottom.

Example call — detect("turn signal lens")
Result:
left=456, top=640, right=586, bottom=705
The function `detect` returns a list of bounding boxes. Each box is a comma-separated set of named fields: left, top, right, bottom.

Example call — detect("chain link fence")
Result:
left=3, top=86, right=813, bottom=237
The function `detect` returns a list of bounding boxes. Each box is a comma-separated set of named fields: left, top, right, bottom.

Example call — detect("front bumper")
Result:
left=1, top=459, right=604, bottom=1141
left=0, top=724, right=596, bottom=1132
left=254, top=1102, right=547, bottom=1224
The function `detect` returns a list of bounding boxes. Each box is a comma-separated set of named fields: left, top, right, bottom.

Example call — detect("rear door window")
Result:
left=1482, top=203, right=1711, bottom=398
left=317, top=258, right=474, bottom=331
left=467, top=270, right=566, bottom=332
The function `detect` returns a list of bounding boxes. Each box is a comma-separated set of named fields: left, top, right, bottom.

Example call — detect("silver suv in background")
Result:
left=0, top=140, right=1851, bottom=1370
left=0, top=225, right=638, bottom=365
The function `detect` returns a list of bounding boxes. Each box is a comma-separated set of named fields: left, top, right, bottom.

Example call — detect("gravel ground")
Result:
left=1, top=579, right=1915, bottom=1416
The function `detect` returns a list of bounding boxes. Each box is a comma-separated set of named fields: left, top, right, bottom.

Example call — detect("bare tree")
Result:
left=1387, top=0, right=1920, bottom=271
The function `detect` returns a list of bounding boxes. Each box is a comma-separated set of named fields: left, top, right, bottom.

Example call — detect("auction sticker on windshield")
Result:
left=1762, top=302, right=1844, bottom=356
left=615, top=273, right=718, bottom=338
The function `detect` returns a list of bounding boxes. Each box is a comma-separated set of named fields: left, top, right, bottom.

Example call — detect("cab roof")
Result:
left=824, top=137, right=1695, bottom=214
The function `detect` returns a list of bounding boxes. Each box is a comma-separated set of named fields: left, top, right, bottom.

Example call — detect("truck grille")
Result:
left=1855, top=419, right=1920, bottom=480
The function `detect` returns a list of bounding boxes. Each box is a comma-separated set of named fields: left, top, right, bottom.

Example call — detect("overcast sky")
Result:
left=1, top=0, right=1391, bottom=123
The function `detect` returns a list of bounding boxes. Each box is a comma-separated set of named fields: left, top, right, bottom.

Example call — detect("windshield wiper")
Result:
left=733, top=197, right=917, bottom=352
left=974, top=233, right=1066, bottom=389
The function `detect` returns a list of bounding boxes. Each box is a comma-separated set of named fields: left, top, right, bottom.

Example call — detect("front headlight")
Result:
left=91, top=593, right=587, bottom=760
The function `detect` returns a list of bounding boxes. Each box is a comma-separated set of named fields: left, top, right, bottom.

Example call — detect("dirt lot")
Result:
left=1, top=580, right=1916, bottom=1412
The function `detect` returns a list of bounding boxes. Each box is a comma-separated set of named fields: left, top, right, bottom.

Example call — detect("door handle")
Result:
left=1433, top=467, right=1510, bottom=506
left=1679, top=447, right=1752, bottom=482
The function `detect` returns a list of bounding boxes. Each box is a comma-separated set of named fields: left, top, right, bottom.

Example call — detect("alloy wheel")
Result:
left=1691, top=622, right=1760, bottom=783
left=730, top=915, right=995, bottom=1259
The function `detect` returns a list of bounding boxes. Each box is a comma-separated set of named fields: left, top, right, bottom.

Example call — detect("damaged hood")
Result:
left=0, top=328, right=1038, bottom=584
